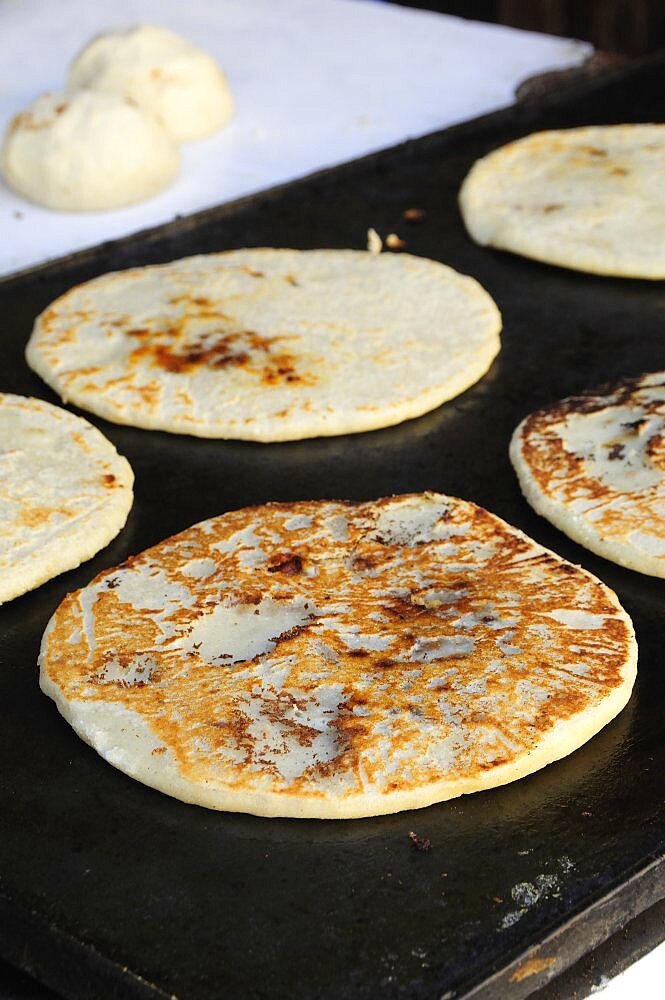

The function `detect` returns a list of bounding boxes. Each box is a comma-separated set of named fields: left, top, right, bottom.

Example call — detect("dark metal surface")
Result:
left=0, top=55, right=664, bottom=1000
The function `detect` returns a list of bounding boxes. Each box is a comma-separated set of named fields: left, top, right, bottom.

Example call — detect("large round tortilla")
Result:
left=510, top=372, right=665, bottom=577
left=459, top=125, right=665, bottom=279
left=0, top=394, right=133, bottom=603
left=25, top=249, right=501, bottom=442
left=39, top=493, right=636, bottom=819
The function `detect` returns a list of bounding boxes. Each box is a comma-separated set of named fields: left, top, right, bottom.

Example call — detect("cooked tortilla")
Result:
left=459, top=124, right=665, bottom=278
left=25, top=249, right=501, bottom=441
left=510, top=372, right=665, bottom=577
left=0, top=393, right=133, bottom=603
left=39, top=493, right=636, bottom=818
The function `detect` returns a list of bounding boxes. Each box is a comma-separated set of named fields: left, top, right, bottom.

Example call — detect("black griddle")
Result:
left=1, top=54, right=664, bottom=1000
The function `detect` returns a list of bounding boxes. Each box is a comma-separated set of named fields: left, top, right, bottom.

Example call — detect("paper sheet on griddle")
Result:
left=0, top=0, right=590, bottom=277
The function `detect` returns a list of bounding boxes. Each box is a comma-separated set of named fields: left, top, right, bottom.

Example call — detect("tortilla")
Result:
left=25, top=248, right=501, bottom=442
left=459, top=124, right=665, bottom=279
left=0, top=393, right=133, bottom=603
left=67, top=24, right=234, bottom=143
left=510, top=372, right=665, bottom=577
left=0, top=90, right=178, bottom=212
left=39, top=492, right=636, bottom=819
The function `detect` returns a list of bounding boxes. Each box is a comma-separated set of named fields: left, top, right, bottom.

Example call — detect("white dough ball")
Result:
left=68, top=24, right=234, bottom=143
left=0, top=90, right=179, bottom=211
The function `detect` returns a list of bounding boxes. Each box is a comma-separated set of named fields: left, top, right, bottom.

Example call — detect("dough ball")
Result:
left=68, top=24, right=234, bottom=142
left=0, top=90, right=179, bottom=211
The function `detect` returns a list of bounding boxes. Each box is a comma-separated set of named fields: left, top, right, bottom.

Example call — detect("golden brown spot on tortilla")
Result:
left=103, top=474, right=116, bottom=486
left=647, top=432, right=665, bottom=470
left=510, top=957, right=556, bottom=983
left=352, top=553, right=379, bottom=572
left=267, top=553, right=304, bottom=575
left=18, top=507, right=48, bottom=528
left=580, top=145, right=607, bottom=157
left=261, top=352, right=318, bottom=387
left=135, top=382, right=161, bottom=405
left=610, top=166, right=629, bottom=176
left=125, top=322, right=317, bottom=383
left=71, top=431, right=94, bottom=455
left=39, top=308, right=58, bottom=331
left=543, top=204, right=563, bottom=213
left=132, top=337, right=249, bottom=374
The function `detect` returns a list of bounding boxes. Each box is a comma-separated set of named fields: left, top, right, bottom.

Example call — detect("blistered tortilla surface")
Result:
left=39, top=493, right=636, bottom=818
left=511, top=372, right=665, bottom=576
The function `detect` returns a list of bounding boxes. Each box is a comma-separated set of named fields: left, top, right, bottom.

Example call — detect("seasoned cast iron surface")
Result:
left=0, top=56, right=664, bottom=1000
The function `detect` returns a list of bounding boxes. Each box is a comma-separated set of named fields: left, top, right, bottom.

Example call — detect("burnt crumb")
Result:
left=607, top=443, right=625, bottom=460
left=285, top=274, right=300, bottom=287
left=408, top=831, right=432, bottom=852
left=267, top=553, right=304, bottom=575
left=103, top=473, right=117, bottom=485
left=402, top=207, right=426, bottom=223
left=622, top=419, right=646, bottom=432
left=236, top=589, right=263, bottom=605
left=106, top=577, right=120, bottom=589
left=352, top=554, right=378, bottom=572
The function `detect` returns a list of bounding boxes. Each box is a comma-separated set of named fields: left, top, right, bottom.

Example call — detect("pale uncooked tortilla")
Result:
left=0, top=89, right=178, bottom=211
left=0, top=393, right=133, bottom=603
left=459, top=124, right=665, bottom=279
left=39, top=492, right=636, bottom=819
left=68, top=24, right=234, bottom=142
left=25, top=248, right=502, bottom=442
left=510, top=372, right=665, bottom=577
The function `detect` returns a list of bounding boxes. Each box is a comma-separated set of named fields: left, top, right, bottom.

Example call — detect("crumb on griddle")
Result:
left=386, top=233, right=406, bottom=250
left=408, top=830, right=432, bottom=852
left=402, top=207, right=426, bottom=222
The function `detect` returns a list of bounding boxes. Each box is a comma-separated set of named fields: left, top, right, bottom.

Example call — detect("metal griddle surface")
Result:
left=1, top=55, right=664, bottom=1000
